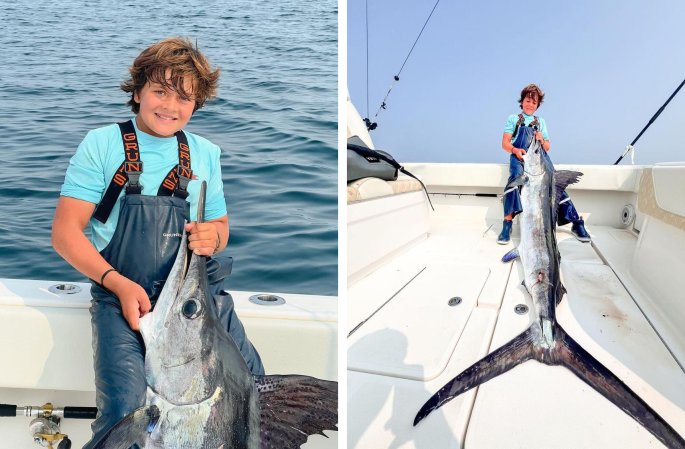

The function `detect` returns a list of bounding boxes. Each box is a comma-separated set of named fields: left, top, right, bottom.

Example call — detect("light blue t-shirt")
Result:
left=503, top=112, right=549, bottom=142
left=60, top=120, right=227, bottom=251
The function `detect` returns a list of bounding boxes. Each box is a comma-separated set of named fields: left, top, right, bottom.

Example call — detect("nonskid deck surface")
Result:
left=348, top=221, right=685, bottom=449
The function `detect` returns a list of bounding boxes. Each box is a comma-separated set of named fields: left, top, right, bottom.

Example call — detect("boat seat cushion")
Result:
left=638, top=166, right=685, bottom=231
left=347, top=177, right=423, bottom=203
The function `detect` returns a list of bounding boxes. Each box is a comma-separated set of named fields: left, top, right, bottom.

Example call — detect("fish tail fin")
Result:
left=414, top=325, right=538, bottom=426
left=554, top=326, right=685, bottom=448
left=255, top=374, right=338, bottom=449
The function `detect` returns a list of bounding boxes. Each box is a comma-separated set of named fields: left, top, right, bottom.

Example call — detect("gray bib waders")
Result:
left=503, top=122, right=581, bottom=225
left=83, top=122, right=263, bottom=449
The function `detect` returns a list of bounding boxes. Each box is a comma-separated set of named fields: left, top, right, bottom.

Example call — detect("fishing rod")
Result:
left=433, top=192, right=499, bottom=198
left=613, top=76, right=685, bottom=165
left=363, top=0, right=442, bottom=131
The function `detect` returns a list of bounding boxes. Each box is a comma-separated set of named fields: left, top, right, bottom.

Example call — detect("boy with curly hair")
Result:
left=497, top=83, right=590, bottom=244
left=52, top=37, right=263, bottom=447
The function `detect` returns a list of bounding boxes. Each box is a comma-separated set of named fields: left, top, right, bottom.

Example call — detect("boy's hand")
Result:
left=512, top=147, right=526, bottom=161
left=186, top=221, right=220, bottom=256
left=535, top=131, right=544, bottom=142
left=107, top=274, right=151, bottom=331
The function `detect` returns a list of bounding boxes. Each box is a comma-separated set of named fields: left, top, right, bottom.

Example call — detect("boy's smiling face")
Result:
left=521, top=95, right=539, bottom=116
left=134, top=73, right=196, bottom=138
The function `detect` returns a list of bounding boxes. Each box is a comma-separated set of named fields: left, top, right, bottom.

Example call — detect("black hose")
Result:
left=63, top=407, right=98, bottom=419
left=0, top=404, right=16, bottom=417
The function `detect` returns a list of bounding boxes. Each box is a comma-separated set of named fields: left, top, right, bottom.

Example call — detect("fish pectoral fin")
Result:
left=255, top=374, right=338, bottom=449
left=414, top=325, right=538, bottom=426
left=91, top=405, right=160, bottom=449
left=504, top=175, right=528, bottom=191
left=501, top=248, right=520, bottom=263
left=553, top=327, right=685, bottom=448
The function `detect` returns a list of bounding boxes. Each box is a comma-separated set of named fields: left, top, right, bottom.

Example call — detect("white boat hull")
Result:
left=0, top=281, right=338, bottom=448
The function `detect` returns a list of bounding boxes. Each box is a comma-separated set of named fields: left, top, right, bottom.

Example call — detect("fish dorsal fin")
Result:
left=501, top=248, right=520, bottom=263
left=255, top=374, right=338, bottom=449
left=553, top=170, right=583, bottom=208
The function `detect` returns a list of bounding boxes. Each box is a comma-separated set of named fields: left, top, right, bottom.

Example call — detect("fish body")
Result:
left=92, top=182, right=337, bottom=449
left=414, top=139, right=685, bottom=448
left=518, top=143, right=555, bottom=314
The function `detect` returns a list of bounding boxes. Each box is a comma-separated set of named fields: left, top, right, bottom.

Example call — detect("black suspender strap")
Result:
left=512, top=114, right=540, bottom=139
left=120, top=120, right=143, bottom=195
left=512, top=113, right=525, bottom=140
left=157, top=169, right=179, bottom=197
left=92, top=121, right=143, bottom=223
left=157, top=130, right=193, bottom=199
left=530, top=115, right=539, bottom=130
left=92, top=162, right=127, bottom=223
left=92, top=121, right=194, bottom=223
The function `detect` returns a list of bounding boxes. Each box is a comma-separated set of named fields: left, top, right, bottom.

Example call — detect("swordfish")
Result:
left=413, top=139, right=685, bottom=448
left=93, top=181, right=337, bottom=449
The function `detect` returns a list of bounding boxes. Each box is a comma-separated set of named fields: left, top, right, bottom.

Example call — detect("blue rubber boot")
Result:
left=497, top=220, right=513, bottom=245
left=571, top=218, right=591, bottom=242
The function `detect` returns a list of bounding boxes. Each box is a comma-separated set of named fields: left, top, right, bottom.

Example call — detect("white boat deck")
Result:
left=348, top=187, right=685, bottom=448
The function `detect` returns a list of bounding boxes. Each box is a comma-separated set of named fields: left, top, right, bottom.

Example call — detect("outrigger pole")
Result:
left=364, top=0, right=442, bottom=131
left=614, top=76, right=685, bottom=165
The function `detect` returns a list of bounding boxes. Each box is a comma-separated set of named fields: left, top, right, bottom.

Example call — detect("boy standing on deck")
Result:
left=497, top=83, right=591, bottom=244
left=51, top=37, right=263, bottom=448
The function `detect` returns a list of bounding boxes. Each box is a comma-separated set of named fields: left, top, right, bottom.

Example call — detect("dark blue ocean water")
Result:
left=0, top=1, right=338, bottom=296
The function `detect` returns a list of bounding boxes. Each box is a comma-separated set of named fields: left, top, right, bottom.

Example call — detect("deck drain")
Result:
left=514, top=304, right=529, bottom=314
left=249, top=294, right=285, bottom=306
left=48, top=284, right=82, bottom=295
left=448, top=297, right=462, bottom=306
left=621, top=204, right=635, bottom=227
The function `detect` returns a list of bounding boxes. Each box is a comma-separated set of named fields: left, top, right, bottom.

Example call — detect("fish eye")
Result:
left=535, top=149, right=539, bottom=154
left=181, top=299, right=202, bottom=319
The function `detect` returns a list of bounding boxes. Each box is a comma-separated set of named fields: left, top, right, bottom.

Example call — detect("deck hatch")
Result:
left=348, top=262, right=490, bottom=381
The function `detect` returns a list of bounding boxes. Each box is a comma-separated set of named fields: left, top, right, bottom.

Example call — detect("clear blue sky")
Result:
left=347, top=0, right=685, bottom=164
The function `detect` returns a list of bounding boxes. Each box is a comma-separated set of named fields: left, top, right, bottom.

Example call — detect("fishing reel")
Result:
left=22, top=403, right=70, bottom=449
left=29, top=415, right=70, bottom=448
left=1, top=402, right=97, bottom=449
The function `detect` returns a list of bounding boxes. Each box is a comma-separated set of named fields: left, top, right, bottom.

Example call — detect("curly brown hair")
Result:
left=121, top=37, right=220, bottom=113
left=518, top=83, right=545, bottom=108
